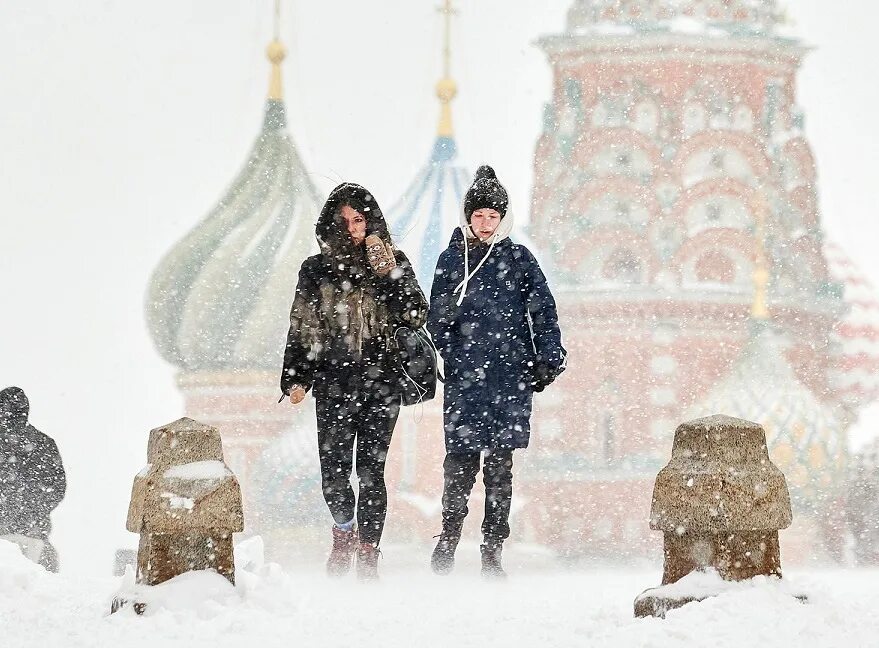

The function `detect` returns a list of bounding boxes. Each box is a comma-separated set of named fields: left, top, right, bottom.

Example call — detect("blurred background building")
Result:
left=144, top=0, right=879, bottom=564
left=526, top=0, right=879, bottom=561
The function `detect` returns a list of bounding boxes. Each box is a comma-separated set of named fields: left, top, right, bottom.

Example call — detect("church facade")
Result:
left=145, top=1, right=879, bottom=563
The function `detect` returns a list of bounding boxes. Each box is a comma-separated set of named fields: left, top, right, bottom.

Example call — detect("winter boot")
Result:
left=430, top=521, right=463, bottom=575
left=356, top=542, right=381, bottom=581
left=480, top=541, right=506, bottom=579
left=326, top=525, right=358, bottom=577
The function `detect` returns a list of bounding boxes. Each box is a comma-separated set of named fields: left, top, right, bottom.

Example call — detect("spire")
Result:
left=267, top=0, right=286, bottom=100
left=435, top=0, right=458, bottom=137
left=752, top=193, right=770, bottom=320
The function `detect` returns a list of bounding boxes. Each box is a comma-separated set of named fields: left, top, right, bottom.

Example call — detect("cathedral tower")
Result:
left=527, top=0, right=850, bottom=558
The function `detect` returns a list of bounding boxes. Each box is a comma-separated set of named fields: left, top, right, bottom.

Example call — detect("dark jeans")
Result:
left=441, top=449, right=514, bottom=544
left=314, top=375, right=400, bottom=546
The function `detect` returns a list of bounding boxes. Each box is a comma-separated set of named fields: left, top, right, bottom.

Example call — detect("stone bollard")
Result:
left=112, top=417, right=243, bottom=613
left=634, top=415, right=793, bottom=618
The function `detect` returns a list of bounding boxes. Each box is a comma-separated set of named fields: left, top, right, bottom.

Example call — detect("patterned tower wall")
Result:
left=526, top=32, right=843, bottom=557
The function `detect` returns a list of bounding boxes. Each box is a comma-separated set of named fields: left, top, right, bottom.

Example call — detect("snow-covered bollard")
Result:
left=635, top=415, right=794, bottom=618
left=113, top=418, right=243, bottom=613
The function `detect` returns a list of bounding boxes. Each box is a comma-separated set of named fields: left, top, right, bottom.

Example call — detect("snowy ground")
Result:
left=3, top=539, right=878, bottom=648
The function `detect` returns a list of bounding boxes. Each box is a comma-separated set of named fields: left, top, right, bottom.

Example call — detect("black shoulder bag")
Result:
left=393, top=326, right=442, bottom=406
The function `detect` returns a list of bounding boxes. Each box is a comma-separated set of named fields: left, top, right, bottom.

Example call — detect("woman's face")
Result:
left=470, top=208, right=502, bottom=241
left=340, top=205, right=367, bottom=246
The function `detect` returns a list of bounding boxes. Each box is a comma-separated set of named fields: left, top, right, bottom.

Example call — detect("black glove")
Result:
left=531, top=363, right=554, bottom=393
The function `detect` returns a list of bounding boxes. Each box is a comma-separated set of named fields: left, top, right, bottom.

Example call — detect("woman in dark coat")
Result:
left=281, top=183, right=427, bottom=580
left=427, top=166, right=566, bottom=577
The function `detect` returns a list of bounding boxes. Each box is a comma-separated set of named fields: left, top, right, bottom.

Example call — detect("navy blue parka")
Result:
left=428, top=227, right=566, bottom=454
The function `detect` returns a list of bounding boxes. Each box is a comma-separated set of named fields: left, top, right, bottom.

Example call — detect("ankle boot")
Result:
left=480, top=541, right=506, bottom=579
left=430, top=521, right=463, bottom=575
left=326, top=525, right=358, bottom=577
left=356, top=542, right=381, bottom=581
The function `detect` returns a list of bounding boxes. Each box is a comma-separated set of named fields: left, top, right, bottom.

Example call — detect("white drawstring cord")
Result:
left=453, top=228, right=499, bottom=306
left=455, top=225, right=470, bottom=305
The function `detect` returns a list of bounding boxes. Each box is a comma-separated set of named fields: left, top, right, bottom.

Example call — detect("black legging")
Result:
left=441, top=449, right=514, bottom=543
left=314, top=374, right=400, bottom=546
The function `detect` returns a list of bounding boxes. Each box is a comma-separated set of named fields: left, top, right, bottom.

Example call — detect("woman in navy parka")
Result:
left=427, top=165, right=566, bottom=577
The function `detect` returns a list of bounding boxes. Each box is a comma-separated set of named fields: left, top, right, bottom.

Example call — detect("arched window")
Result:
left=694, top=251, right=736, bottom=283
left=682, top=147, right=755, bottom=186
left=685, top=196, right=753, bottom=235
left=633, top=100, right=659, bottom=136
left=590, top=146, right=654, bottom=178
left=652, top=224, right=681, bottom=261
left=682, top=247, right=752, bottom=288
left=592, top=94, right=631, bottom=128
left=586, top=192, right=650, bottom=229
left=683, top=102, right=707, bottom=136
left=732, top=105, right=754, bottom=132
left=603, top=248, right=644, bottom=283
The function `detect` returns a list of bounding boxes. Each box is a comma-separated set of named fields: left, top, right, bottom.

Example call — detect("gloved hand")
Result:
left=531, top=363, right=552, bottom=393
left=531, top=360, right=565, bottom=393
left=365, top=234, right=397, bottom=277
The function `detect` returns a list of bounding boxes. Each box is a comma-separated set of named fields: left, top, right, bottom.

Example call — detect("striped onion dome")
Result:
left=686, top=320, right=846, bottom=507
left=146, top=43, right=321, bottom=371
left=388, top=136, right=471, bottom=291
left=824, top=242, right=879, bottom=413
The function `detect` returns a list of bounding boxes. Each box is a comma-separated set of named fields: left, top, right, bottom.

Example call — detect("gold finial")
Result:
left=436, top=78, right=458, bottom=138
left=436, top=0, right=457, bottom=137
left=751, top=193, right=770, bottom=320
left=267, top=40, right=286, bottom=100
left=267, top=0, right=286, bottom=100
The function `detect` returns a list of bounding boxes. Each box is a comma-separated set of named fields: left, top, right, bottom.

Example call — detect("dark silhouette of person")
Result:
left=0, top=386, right=66, bottom=571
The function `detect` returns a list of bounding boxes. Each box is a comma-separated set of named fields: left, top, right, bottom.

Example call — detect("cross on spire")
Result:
left=435, top=0, right=458, bottom=137
left=438, top=0, right=457, bottom=79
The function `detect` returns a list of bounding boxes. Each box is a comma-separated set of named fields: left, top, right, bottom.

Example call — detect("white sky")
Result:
left=1, top=1, right=877, bottom=574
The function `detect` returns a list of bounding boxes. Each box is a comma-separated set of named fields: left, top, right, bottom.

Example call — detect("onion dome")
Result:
left=146, top=40, right=321, bottom=371
left=824, top=242, right=879, bottom=414
left=686, top=320, right=846, bottom=507
left=566, top=0, right=783, bottom=35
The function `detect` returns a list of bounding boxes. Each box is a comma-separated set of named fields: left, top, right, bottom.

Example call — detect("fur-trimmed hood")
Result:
left=316, top=183, right=392, bottom=272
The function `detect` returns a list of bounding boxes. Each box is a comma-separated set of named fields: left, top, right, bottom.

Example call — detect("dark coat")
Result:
left=428, top=229, right=566, bottom=454
left=0, top=387, right=67, bottom=540
left=280, top=183, right=428, bottom=396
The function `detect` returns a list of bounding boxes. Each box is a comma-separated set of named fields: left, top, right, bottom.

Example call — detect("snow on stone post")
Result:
left=634, top=415, right=793, bottom=618
left=124, top=418, right=244, bottom=591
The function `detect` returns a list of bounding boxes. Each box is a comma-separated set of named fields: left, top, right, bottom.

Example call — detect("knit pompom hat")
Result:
left=464, top=165, right=509, bottom=220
